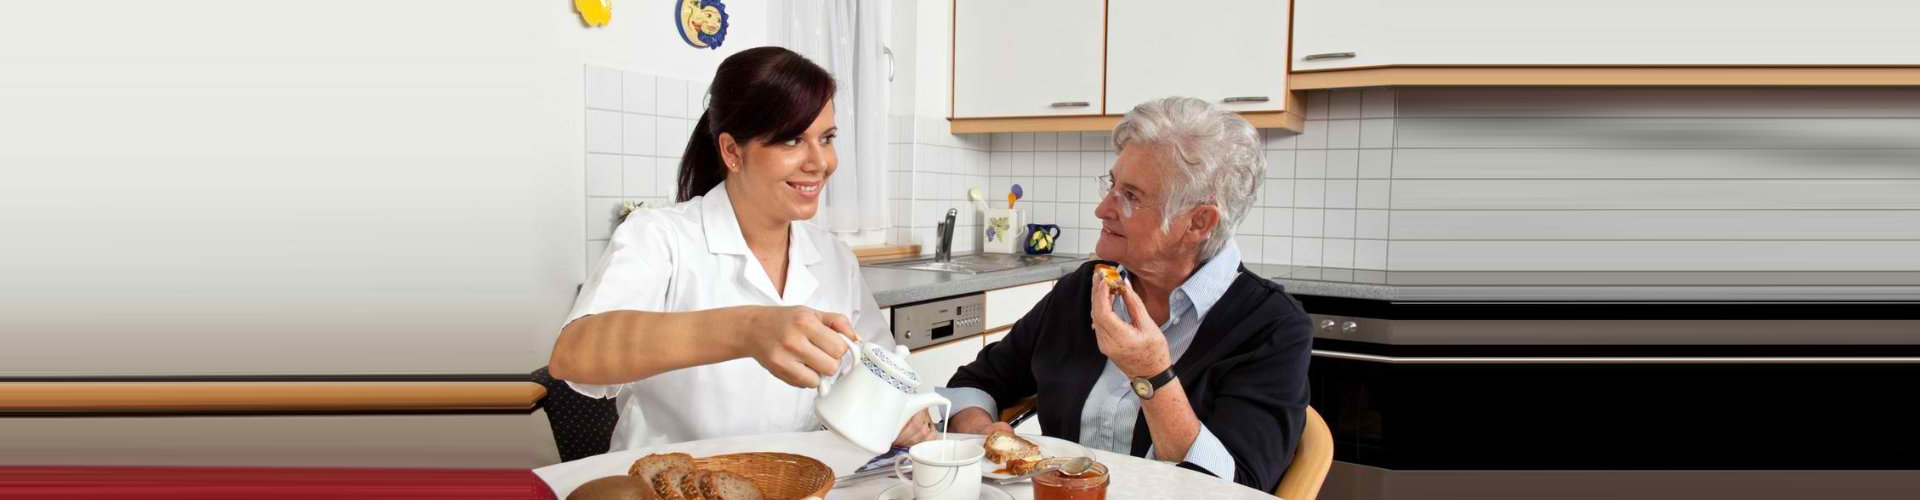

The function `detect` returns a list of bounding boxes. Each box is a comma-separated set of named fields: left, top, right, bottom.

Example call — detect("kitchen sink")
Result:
left=871, top=253, right=1083, bottom=275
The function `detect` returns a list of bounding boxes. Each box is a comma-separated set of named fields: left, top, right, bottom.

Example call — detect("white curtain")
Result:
left=771, top=0, right=891, bottom=238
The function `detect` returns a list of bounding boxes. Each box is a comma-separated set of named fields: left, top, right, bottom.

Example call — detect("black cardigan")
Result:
left=947, top=260, right=1313, bottom=492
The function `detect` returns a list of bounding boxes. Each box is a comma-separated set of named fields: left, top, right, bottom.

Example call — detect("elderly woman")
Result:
left=941, top=97, right=1313, bottom=492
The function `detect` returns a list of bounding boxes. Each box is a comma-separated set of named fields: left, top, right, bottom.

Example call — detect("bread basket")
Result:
left=692, top=452, right=834, bottom=499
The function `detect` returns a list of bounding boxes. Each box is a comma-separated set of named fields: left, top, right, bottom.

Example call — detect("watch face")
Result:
left=1131, top=378, right=1152, bottom=397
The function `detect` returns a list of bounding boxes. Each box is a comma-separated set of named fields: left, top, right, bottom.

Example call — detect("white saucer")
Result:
left=877, top=483, right=1013, bottom=500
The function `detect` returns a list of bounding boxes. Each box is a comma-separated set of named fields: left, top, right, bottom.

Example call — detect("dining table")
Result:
left=534, top=430, right=1280, bottom=500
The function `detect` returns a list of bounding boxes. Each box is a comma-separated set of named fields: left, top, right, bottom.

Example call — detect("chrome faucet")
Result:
left=934, top=208, right=957, bottom=263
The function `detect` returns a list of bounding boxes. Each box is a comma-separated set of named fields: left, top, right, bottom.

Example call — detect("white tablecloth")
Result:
left=533, top=431, right=1277, bottom=500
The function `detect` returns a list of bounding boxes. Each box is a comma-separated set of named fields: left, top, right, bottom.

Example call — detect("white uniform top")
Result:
left=564, top=182, right=894, bottom=452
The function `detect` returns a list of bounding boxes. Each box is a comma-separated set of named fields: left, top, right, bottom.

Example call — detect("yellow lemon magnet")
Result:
left=677, top=0, right=729, bottom=49
left=575, top=0, right=612, bottom=27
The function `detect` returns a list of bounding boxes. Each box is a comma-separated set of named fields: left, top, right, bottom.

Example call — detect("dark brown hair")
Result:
left=677, top=47, right=836, bottom=202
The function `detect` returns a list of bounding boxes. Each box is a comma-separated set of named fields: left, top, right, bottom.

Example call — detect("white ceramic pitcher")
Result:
left=815, top=337, right=951, bottom=454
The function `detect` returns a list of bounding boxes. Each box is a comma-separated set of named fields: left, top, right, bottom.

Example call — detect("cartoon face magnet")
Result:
left=677, top=0, right=729, bottom=49
left=574, top=0, right=612, bottom=27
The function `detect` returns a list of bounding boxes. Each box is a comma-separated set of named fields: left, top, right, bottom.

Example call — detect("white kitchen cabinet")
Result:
left=952, top=0, right=1106, bottom=118
left=983, top=281, right=1056, bottom=331
left=1106, top=0, right=1291, bottom=114
left=907, top=335, right=983, bottom=393
left=1294, top=0, right=1920, bottom=70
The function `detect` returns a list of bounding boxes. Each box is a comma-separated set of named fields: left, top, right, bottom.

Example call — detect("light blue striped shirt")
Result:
left=939, top=241, right=1242, bottom=482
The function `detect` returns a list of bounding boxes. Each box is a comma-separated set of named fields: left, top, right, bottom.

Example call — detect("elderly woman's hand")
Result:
left=1090, top=278, right=1174, bottom=378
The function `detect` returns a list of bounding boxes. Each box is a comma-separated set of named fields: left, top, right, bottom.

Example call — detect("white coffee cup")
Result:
left=892, top=439, right=983, bottom=500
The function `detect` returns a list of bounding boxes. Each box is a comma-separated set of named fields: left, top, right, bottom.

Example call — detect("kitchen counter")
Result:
left=1261, top=267, right=1920, bottom=303
left=862, top=253, right=1090, bottom=307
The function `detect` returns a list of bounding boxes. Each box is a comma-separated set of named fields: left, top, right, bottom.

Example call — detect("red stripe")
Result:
left=0, top=467, right=558, bottom=500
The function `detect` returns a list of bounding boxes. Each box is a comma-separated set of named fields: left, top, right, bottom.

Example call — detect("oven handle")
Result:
left=1312, top=349, right=1920, bottom=364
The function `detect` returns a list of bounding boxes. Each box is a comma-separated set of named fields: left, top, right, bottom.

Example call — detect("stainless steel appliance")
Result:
left=889, top=293, right=984, bottom=350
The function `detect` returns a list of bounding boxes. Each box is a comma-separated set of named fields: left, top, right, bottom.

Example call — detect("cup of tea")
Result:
left=891, top=439, right=983, bottom=500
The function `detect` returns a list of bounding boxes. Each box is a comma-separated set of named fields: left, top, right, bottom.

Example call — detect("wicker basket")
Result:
left=691, top=452, right=835, bottom=500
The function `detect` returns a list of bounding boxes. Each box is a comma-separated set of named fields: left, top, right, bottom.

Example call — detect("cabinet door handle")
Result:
left=1222, top=96, right=1270, bottom=103
left=1049, top=101, right=1091, bottom=108
left=1303, top=52, right=1357, bottom=61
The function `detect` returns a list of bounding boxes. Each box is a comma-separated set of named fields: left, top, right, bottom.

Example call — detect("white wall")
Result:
left=0, top=0, right=763, bottom=376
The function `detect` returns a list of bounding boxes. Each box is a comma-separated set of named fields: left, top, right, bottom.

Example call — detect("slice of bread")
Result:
left=628, top=453, right=694, bottom=482
left=649, top=466, right=694, bottom=500
left=984, top=430, right=1044, bottom=475
left=677, top=469, right=708, bottom=500
left=697, top=471, right=764, bottom=500
left=1096, top=264, right=1124, bottom=295
left=567, top=475, right=659, bottom=500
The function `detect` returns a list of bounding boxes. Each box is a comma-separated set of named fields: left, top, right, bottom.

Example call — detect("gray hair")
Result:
left=1111, top=96, right=1265, bottom=260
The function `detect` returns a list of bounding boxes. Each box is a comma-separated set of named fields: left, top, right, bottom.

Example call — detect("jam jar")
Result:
left=1031, top=458, right=1110, bottom=500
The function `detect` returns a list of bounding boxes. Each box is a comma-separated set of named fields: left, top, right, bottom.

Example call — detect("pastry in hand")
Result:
left=1095, top=264, right=1124, bottom=295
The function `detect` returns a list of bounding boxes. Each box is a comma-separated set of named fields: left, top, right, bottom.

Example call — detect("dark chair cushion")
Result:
left=533, top=367, right=620, bottom=462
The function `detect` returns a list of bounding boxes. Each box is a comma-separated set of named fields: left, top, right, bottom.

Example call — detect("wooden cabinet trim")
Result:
left=1291, top=66, right=1920, bottom=89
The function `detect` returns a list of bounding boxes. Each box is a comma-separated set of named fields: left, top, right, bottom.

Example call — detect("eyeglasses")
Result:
left=1096, top=173, right=1153, bottom=219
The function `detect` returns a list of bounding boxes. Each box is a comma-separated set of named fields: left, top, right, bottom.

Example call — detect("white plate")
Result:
left=879, top=482, right=1014, bottom=500
left=956, top=433, right=1094, bottom=481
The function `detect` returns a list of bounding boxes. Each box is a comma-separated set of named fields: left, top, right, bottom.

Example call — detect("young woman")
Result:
left=549, top=47, right=934, bottom=452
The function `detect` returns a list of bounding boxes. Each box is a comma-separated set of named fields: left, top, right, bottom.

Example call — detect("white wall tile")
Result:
left=1357, top=210, right=1389, bottom=239
left=1329, top=90, right=1363, bottom=119
left=1081, top=132, right=1111, bottom=152
left=1265, top=207, right=1293, bottom=235
left=1034, top=132, right=1057, bottom=151
left=656, top=77, right=690, bottom=119
left=1011, top=132, right=1034, bottom=151
left=1032, top=150, right=1056, bottom=176
left=1390, top=210, right=1920, bottom=240
left=1390, top=240, right=1920, bottom=271
left=1264, top=129, right=1298, bottom=150
left=1328, top=119, right=1362, bottom=149
left=1360, top=88, right=1395, bottom=118
left=1055, top=152, right=1077, bottom=176
left=586, top=110, right=622, bottom=154
left=1035, top=202, right=1058, bottom=226
left=1264, top=180, right=1294, bottom=207
left=1297, top=120, right=1329, bottom=149
left=585, top=66, right=622, bottom=110
left=586, top=153, right=622, bottom=197
left=1327, top=150, right=1359, bottom=179
left=1295, top=179, right=1326, bottom=208
left=1292, top=237, right=1323, bottom=266
left=1238, top=206, right=1266, bottom=236
left=1237, top=236, right=1264, bottom=264
left=1359, top=149, right=1393, bottom=179
left=1324, top=239, right=1356, bottom=268
left=1010, top=152, right=1033, bottom=176
left=657, top=157, right=680, bottom=201
left=1296, top=150, right=1327, bottom=178
left=1264, top=236, right=1292, bottom=264
left=1035, top=176, right=1057, bottom=202
left=989, top=152, right=1011, bottom=176
left=1081, top=152, right=1108, bottom=177
left=1355, top=240, right=1388, bottom=270
left=1358, top=180, right=1390, bottom=209
left=656, top=118, right=689, bottom=158
left=991, top=133, right=1012, bottom=151
left=1265, top=150, right=1295, bottom=179
left=1294, top=208, right=1325, bottom=237
left=622, top=114, right=656, bottom=156
left=1305, top=92, right=1330, bottom=120
left=586, top=197, right=625, bottom=240
left=1393, top=180, right=1920, bottom=210
left=1077, top=229, right=1099, bottom=254
left=624, top=156, right=657, bottom=197
left=1325, top=209, right=1357, bottom=237
left=1325, top=180, right=1357, bottom=209
left=621, top=72, right=655, bottom=114
left=1360, top=119, right=1396, bottom=148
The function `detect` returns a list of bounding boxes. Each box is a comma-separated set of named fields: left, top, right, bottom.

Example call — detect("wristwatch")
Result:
left=1130, top=367, right=1177, bottom=400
